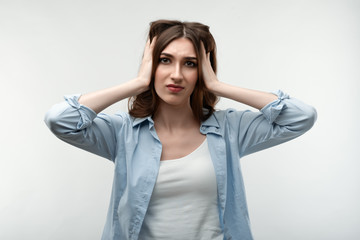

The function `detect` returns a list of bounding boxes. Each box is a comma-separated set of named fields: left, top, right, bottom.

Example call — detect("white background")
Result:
left=1, top=0, right=359, bottom=239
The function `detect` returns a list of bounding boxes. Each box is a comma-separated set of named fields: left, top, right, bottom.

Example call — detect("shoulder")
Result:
left=203, top=108, right=265, bottom=131
left=108, top=112, right=154, bottom=129
left=211, top=108, right=256, bottom=122
left=96, top=111, right=136, bottom=128
left=202, top=108, right=255, bottom=129
left=213, top=108, right=238, bottom=118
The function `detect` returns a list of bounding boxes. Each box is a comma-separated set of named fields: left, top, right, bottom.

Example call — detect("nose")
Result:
left=170, top=64, right=183, bottom=82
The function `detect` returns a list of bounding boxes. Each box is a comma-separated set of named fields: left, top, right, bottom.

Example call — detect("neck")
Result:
left=153, top=101, right=199, bottom=131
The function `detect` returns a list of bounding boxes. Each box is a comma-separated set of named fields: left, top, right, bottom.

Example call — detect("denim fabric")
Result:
left=45, top=90, right=316, bottom=240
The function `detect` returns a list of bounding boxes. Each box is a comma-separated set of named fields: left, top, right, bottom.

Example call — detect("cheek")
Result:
left=189, top=69, right=200, bottom=93
left=188, top=71, right=198, bottom=86
left=154, top=66, right=167, bottom=83
left=154, top=68, right=164, bottom=89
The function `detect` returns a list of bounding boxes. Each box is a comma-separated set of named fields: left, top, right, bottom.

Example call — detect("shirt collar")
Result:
left=200, top=113, right=222, bottom=135
left=131, top=112, right=221, bottom=135
left=132, top=116, right=154, bottom=127
left=201, top=113, right=219, bottom=128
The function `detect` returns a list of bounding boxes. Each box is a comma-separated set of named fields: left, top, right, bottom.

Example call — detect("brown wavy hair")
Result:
left=128, top=19, right=218, bottom=122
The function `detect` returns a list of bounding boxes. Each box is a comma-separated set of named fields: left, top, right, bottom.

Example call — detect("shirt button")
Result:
left=215, top=128, right=219, bottom=132
left=201, top=126, right=206, bottom=131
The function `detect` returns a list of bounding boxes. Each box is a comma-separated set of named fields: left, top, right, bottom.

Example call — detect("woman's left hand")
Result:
left=201, top=42, right=219, bottom=92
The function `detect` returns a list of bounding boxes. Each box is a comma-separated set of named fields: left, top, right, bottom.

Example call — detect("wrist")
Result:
left=206, top=80, right=222, bottom=95
left=133, top=77, right=150, bottom=95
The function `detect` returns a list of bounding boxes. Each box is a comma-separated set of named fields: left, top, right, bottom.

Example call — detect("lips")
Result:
left=166, top=84, right=184, bottom=93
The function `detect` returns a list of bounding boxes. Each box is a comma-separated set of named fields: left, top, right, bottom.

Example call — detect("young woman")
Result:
left=45, top=20, right=317, bottom=240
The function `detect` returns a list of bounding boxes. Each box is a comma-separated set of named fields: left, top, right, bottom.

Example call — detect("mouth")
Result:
left=166, top=84, right=184, bottom=93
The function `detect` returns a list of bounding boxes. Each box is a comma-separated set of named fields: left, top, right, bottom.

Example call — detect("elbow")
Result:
left=44, top=109, right=63, bottom=135
left=299, top=105, right=317, bottom=132
left=306, top=105, right=317, bottom=128
left=44, top=103, right=74, bottom=135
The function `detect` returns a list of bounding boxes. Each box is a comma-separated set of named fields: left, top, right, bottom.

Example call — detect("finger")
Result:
left=149, top=36, right=157, bottom=48
left=200, top=41, right=206, bottom=56
left=143, top=38, right=155, bottom=58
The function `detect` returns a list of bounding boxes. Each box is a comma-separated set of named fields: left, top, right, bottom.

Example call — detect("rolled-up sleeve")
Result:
left=44, top=94, right=120, bottom=161
left=230, top=90, right=317, bottom=157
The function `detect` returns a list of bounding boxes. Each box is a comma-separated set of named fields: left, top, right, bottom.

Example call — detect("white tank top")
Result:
left=138, top=138, right=224, bottom=240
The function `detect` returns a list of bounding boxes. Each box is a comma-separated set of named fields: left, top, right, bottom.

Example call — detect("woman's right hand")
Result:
left=77, top=38, right=157, bottom=114
left=137, top=38, right=156, bottom=92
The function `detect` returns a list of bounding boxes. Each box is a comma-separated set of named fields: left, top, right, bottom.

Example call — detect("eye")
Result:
left=159, top=57, right=170, bottom=64
left=185, top=61, right=197, bottom=67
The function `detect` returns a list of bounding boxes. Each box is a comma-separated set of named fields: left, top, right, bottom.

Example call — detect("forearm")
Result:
left=78, top=39, right=155, bottom=114
left=200, top=45, right=277, bottom=110
left=78, top=78, right=148, bottom=114
left=208, top=81, right=277, bottom=110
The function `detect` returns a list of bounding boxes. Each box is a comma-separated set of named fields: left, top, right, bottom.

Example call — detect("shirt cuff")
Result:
left=64, top=94, right=97, bottom=130
left=260, top=90, right=289, bottom=124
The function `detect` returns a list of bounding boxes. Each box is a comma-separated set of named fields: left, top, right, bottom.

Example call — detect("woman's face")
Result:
left=154, top=37, right=198, bottom=108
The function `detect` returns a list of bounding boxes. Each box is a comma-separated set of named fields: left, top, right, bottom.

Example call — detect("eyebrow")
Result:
left=160, top=52, right=197, bottom=61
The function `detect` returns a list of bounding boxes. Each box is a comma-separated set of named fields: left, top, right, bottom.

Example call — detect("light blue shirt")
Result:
left=44, top=90, right=317, bottom=240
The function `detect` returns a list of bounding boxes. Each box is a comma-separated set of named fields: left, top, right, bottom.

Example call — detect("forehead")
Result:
left=161, top=38, right=196, bottom=57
